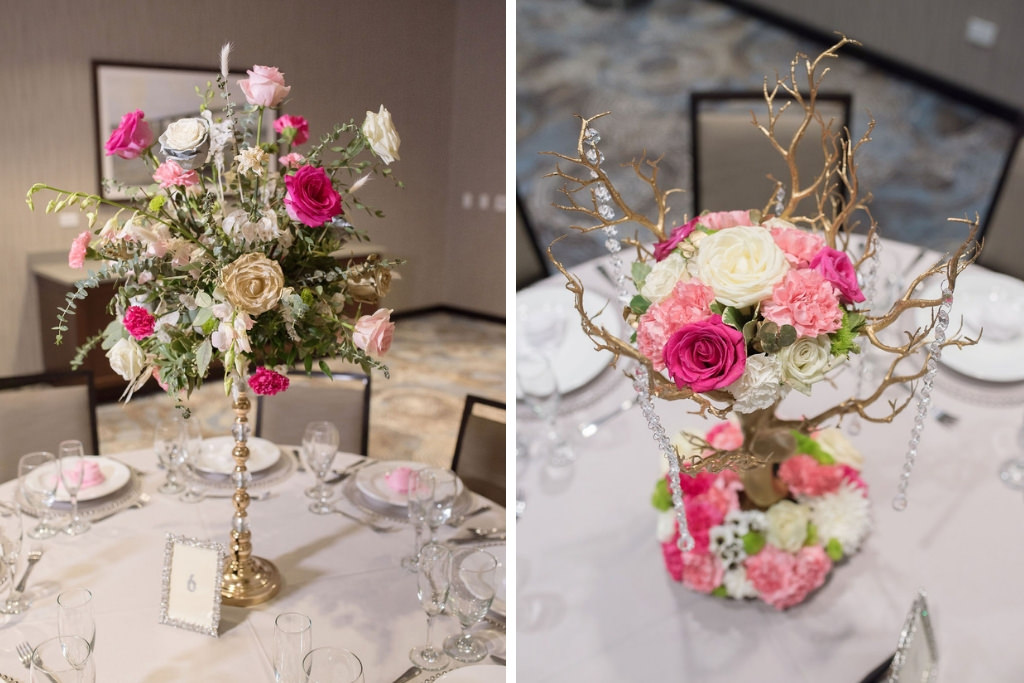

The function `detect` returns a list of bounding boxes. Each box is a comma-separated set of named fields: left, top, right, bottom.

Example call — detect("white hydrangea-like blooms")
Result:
left=727, top=353, right=790, bottom=413
left=809, top=481, right=872, bottom=553
left=656, top=509, right=677, bottom=544
left=723, top=567, right=759, bottom=600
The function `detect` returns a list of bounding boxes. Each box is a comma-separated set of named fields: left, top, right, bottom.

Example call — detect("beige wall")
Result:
left=0, top=0, right=505, bottom=377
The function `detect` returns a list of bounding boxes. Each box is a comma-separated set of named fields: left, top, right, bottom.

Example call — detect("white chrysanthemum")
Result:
left=727, top=353, right=791, bottom=414
left=724, top=508, right=767, bottom=536
left=814, top=427, right=864, bottom=468
left=640, top=252, right=688, bottom=303
left=809, top=481, right=872, bottom=554
left=656, top=510, right=677, bottom=544
left=723, top=567, right=759, bottom=599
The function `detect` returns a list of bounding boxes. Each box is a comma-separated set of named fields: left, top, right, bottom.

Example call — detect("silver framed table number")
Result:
left=158, top=533, right=226, bottom=637
left=887, top=590, right=938, bottom=683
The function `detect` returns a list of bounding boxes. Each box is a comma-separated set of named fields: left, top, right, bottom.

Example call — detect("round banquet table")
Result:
left=516, top=238, right=1024, bottom=682
left=0, top=449, right=506, bottom=682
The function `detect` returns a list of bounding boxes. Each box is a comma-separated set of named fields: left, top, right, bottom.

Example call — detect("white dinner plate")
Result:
left=192, top=436, right=281, bottom=475
left=27, top=456, right=131, bottom=503
left=438, top=665, right=506, bottom=682
left=915, top=268, right=1024, bottom=383
left=353, top=461, right=463, bottom=508
left=516, top=285, right=621, bottom=395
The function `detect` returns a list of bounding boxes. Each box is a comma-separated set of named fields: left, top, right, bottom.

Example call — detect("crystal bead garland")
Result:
left=584, top=125, right=694, bottom=551
left=847, top=233, right=883, bottom=437
left=892, top=281, right=953, bottom=511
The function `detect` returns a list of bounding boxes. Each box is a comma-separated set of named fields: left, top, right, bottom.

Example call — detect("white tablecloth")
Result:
left=517, top=241, right=1024, bottom=682
left=0, top=450, right=505, bottom=682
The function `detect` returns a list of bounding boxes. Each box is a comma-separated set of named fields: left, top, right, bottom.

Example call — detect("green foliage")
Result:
left=831, top=310, right=867, bottom=357
left=825, top=538, right=844, bottom=562
left=756, top=321, right=797, bottom=354
left=742, top=530, right=766, bottom=555
left=631, top=261, right=652, bottom=290
left=805, top=521, right=819, bottom=546
left=790, top=430, right=835, bottom=464
left=630, top=295, right=651, bottom=316
left=651, top=478, right=672, bottom=511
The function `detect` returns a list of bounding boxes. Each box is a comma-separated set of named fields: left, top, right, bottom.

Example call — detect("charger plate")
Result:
left=23, top=456, right=132, bottom=503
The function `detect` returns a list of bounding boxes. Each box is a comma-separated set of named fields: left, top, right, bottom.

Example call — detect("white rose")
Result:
left=106, top=337, right=146, bottom=381
left=761, top=217, right=798, bottom=231
left=778, top=334, right=843, bottom=395
left=695, top=225, right=789, bottom=308
left=668, top=428, right=706, bottom=469
left=764, top=499, right=810, bottom=553
left=640, top=253, right=687, bottom=303
left=726, top=353, right=790, bottom=414
left=656, top=510, right=677, bottom=543
left=362, top=105, right=401, bottom=164
left=159, top=117, right=211, bottom=170
left=813, top=427, right=863, bottom=468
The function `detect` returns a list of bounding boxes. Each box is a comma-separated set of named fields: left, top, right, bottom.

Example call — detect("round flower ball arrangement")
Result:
left=545, top=38, right=981, bottom=609
left=27, top=45, right=403, bottom=605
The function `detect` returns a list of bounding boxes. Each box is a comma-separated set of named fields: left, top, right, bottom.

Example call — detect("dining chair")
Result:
left=254, top=370, right=371, bottom=455
left=0, top=370, right=99, bottom=482
left=690, top=90, right=852, bottom=217
left=516, top=192, right=549, bottom=290
left=451, top=395, right=506, bottom=505
left=977, top=132, right=1024, bottom=280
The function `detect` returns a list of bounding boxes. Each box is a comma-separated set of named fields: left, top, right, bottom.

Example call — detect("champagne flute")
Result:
left=274, top=612, right=312, bottom=683
left=302, top=647, right=364, bottom=683
left=303, top=421, right=340, bottom=514
left=423, top=469, right=457, bottom=544
left=517, top=351, right=575, bottom=466
left=0, top=501, right=24, bottom=615
left=178, top=417, right=207, bottom=503
left=29, top=635, right=94, bottom=682
left=401, top=469, right=432, bottom=572
left=409, top=542, right=451, bottom=670
left=153, top=417, right=185, bottom=495
left=442, top=548, right=497, bottom=663
left=18, top=452, right=60, bottom=539
left=58, top=588, right=96, bottom=656
left=58, top=440, right=90, bottom=536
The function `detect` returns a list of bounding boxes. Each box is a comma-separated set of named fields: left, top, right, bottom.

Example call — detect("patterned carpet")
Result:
left=96, top=311, right=506, bottom=469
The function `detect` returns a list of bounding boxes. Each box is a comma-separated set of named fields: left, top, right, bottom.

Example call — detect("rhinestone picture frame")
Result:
left=159, top=533, right=227, bottom=638
left=886, top=590, right=938, bottom=683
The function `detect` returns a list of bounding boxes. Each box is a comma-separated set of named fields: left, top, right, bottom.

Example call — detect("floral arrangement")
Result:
left=652, top=421, right=870, bottom=609
left=27, top=46, right=403, bottom=403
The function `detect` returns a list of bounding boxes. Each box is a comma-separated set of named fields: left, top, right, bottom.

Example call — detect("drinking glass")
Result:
left=517, top=351, right=575, bottom=466
left=443, top=548, right=497, bottom=663
left=58, top=588, right=96, bottom=655
left=178, top=417, right=207, bottom=503
left=997, top=410, right=1024, bottom=489
left=58, top=440, right=90, bottom=535
left=422, top=469, right=457, bottom=544
left=409, top=542, right=451, bottom=670
left=19, top=451, right=60, bottom=539
left=274, top=612, right=312, bottom=683
left=302, top=647, right=364, bottom=683
left=518, top=297, right=567, bottom=358
left=401, top=469, right=432, bottom=572
left=29, top=635, right=94, bottom=682
left=303, top=421, right=340, bottom=514
left=153, top=417, right=185, bottom=494
left=0, top=501, right=24, bottom=615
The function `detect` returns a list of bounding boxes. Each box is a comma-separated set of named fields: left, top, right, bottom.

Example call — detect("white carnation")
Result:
left=765, top=499, right=810, bottom=553
left=722, top=567, right=759, bottom=600
left=809, top=481, right=872, bottom=554
left=694, top=225, right=789, bottom=308
left=814, top=427, right=863, bottom=468
left=726, top=353, right=791, bottom=413
left=656, top=510, right=677, bottom=544
left=640, top=253, right=687, bottom=303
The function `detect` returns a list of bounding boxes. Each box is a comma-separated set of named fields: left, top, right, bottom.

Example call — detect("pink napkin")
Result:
left=384, top=466, right=413, bottom=494
left=51, top=461, right=106, bottom=490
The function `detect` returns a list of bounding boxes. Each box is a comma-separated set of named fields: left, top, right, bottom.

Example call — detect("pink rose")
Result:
left=284, top=165, right=343, bottom=227
left=681, top=549, right=725, bottom=593
left=152, top=160, right=199, bottom=189
left=636, top=280, right=716, bottom=370
left=248, top=367, right=290, bottom=396
left=122, top=306, right=156, bottom=340
left=698, top=209, right=752, bottom=231
left=706, top=421, right=743, bottom=450
left=68, top=230, right=91, bottom=269
left=653, top=216, right=699, bottom=261
left=770, top=226, right=826, bottom=267
left=239, top=65, right=291, bottom=107
left=777, top=454, right=845, bottom=497
left=811, top=247, right=866, bottom=304
left=353, top=308, right=395, bottom=357
left=104, top=110, right=154, bottom=160
left=274, top=114, right=309, bottom=145
left=745, top=545, right=831, bottom=609
left=279, top=152, right=306, bottom=169
left=663, top=317, right=747, bottom=394
left=762, top=268, right=844, bottom=338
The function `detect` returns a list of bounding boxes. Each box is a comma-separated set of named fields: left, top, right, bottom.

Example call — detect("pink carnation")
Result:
left=279, top=152, right=306, bottom=169
left=777, top=454, right=845, bottom=497
left=682, top=499, right=726, bottom=553
left=123, top=306, right=156, bottom=340
left=661, top=538, right=685, bottom=581
left=745, top=545, right=831, bottom=609
left=706, top=421, right=743, bottom=450
left=274, top=114, right=309, bottom=145
left=771, top=226, right=826, bottom=267
left=762, top=268, right=844, bottom=338
left=698, top=478, right=741, bottom=518
left=839, top=465, right=868, bottom=493
left=674, top=469, right=715, bottom=498
left=698, top=210, right=752, bottom=231
left=153, top=160, right=199, bottom=189
left=811, top=247, right=866, bottom=304
left=636, top=280, right=716, bottom=370
left=68, top=230, right=91, bottom=269
left=248, top=367, right=290, bottom=396
left=680, top=550, right=724, bottom=594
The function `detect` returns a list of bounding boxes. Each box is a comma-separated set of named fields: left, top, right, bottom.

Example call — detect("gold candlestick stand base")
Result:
left=220, top=383, right=282, bottom=606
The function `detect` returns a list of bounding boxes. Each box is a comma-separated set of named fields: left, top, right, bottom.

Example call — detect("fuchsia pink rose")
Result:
left=239, top=65, right=291, bottom=107
left=744, top=545, right=832, bottom=610
left=248, top=367, right=290, bottom=396
left=811, top=246, right=866, bottom=304
left=68, top=230, right=91, bottom=269
left=152, top=160, right=199, bottom=189
left=284, top=165, right=343, bottom=227
left=770, top=226, right=826, bottom=267
left=653, top=216, right=699, bottom=261
left=636, top=280, right=716, bottom=370
left=762, top=268, right=844, bottom=338
left=104, top=110, right=154, bottom=159
left=353, top=308, right=395, bottom=357
left=274, top=114, right=309, bottom=145
left=123, top=305, right=156, bottom=340
left=663, top=317, right=747, bottom=393
left=777, top=454, right=845, bottom=497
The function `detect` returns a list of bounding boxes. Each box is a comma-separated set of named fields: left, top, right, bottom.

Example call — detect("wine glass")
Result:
left=422, top=469, right=457, bottom=544
left=18, top=452, right=60, bottom=539
left=997, top=410, right=1024, bottom=489
left=58, top=588, right=96, bottom=656
left=401, top=469, right=432, bottom=572
left=442, top=548, right=497, bottom=663
left=302, top=647, right=364, bottom=683
left=518, top=296, right=567, bottom=359
left=153, top=417, right=185, bottom=495
left=58, top=440, right=90, bottom=536
left=178, top=417, right=207, bottom=503
left=29, top=635, right=94, bottom=682
left=303, top=421, right=340, bottom=514
left=0, top=501, right=24, bottom=615
left=409, top=542, right=451, bottom=670
left=517, top=350, right=575, bottom=467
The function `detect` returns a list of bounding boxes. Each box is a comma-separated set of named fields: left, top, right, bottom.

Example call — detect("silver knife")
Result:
left=391, top=665, right=421, bottom=683
left=448, top=533, right=506, bottom=545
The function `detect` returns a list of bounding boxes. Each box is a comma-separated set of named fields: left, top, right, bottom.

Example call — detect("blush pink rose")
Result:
left=663, top=317, right=747, bottom=393
left=279, top=152, right=306, bottom=169
left=811, top=247, right=866, bottom=304
left=706, top=421, right=744, bottom=450
left=239, top=65, right=291, bottom=107
left=762, top=268, right=844, bottom=338
left=284, top=165, right=343, bottom=226
left=653, top=216, right=699, bottom=261
left=68, top=230, right=91, bottom=268
left=636, top=280, right=716, bottom=370
left=770, top=226, right=826, bottom=267
left=152, top=160, right=199, bottom=189
left=353, top=308, right=395, bottom=357
left=698, top=209, right=752, bottom=231
left=777, top=454, right=845, bottom=497
left=248, top=367, right=290, bottom=396
left=122, top=305, right=156, bottom=340
left=274, top=114, right=309, bottom=145
left=104, top=110, right=154, bottom=159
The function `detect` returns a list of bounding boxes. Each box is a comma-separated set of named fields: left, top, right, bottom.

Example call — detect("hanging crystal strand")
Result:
left=847, top=234, right=883, bottom=437
left=892, top=280, right=953, bottom=511
left=585, top=124, right=692, bottom=550
left=772, top=186, right=785, bottom=217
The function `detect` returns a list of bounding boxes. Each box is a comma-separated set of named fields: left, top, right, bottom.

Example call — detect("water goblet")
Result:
left=303, top=421, right=340, bottom=514
left=442, top=548, right=497, bottom=663
left=401, top=469, right=432, bottom=572
left=58, top=588, right=96, bottom=655
left=409, top=542, right=451, bottom=670
left=0, top=501, right=24, bottom=615
left=178, top=417, right=207, bottom=503
left=18, top=451, right=60, bottom=539
left=274, top=612, right=312, bottom=683
left=153, top=417, right=185, bottom=495
left=423, top=469, right=457, bottom=544
left=58, top=440, right=90, bottom=535
left=29, top=635, right=94, bottom=682
left=517, top=351, right=575, bottom=467
left=302, top=647, right=364, bottom=683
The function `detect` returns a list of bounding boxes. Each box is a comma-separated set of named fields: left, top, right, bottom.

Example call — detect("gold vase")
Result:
left=220, top=379, right=281, bottom=606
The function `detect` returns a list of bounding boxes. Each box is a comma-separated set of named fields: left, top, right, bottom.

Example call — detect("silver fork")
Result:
left=15, top=641, right=32, bottom=669
left=330, top=507, right=400, bottom=533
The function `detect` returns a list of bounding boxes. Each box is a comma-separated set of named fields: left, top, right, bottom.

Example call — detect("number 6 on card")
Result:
left=159, top=533, right=227, bottom=637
